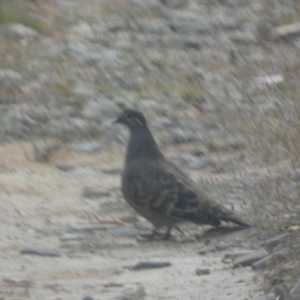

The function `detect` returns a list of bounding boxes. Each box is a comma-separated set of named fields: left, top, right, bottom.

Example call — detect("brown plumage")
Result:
left=115, top=109, right=251, bottom=239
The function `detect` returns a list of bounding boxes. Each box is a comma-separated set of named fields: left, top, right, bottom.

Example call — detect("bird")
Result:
left=114, top=109, right=251, bottom=240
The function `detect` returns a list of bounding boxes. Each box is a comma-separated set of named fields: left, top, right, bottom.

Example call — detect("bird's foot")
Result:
left=139, top=226, right=173, bottom=241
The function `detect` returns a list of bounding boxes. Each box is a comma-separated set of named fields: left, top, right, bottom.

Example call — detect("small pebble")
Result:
left=82, top=186, right=111, bottom=199
left=131, top=261, right=171, bottom=270
left=20, top=248, right=61, bottom=257
left=104, top=282, right=124, bottom=288
left=195, top=268, right=210, bottom=276
left=70, top=142, right=101, bottom=153
left=222, top=258, right=232, bottom=264
left=215, top=241, right=229, bottom=251
left=56, top=162, right=75, bottom=172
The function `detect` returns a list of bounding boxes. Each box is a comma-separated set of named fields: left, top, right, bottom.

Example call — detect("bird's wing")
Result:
left=123, top=160, right=220, bottom=225
left=123, top=160, right=250, bottom=227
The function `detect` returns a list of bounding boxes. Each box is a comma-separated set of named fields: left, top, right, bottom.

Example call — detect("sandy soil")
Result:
left=0, top=142, right=264, bottom=300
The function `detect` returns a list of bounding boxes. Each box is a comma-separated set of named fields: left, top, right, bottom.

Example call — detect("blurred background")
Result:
left=0, top=0, right=300, bottom=299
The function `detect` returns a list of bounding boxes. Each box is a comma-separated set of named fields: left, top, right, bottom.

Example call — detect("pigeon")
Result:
left=114, top=109, right=251, bottom=240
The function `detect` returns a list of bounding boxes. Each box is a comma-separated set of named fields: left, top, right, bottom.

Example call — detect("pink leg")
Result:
left=163, top=225, right=173, bottom=240
left=149, top=229, right=158, bottom=241
left=140, top=226, right=173, bottom=241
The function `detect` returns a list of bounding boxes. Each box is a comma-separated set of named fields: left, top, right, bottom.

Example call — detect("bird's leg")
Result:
left=163, top=225, right=173, bottom=240
left=149, top=229, right=159, bottom=241
left=142, top=228, right=167, bottom=241
left=140, top=226, right=173, bottom=241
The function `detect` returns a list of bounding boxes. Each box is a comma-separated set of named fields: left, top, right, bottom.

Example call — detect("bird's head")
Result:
left=114, top=109, right=147, bottom=129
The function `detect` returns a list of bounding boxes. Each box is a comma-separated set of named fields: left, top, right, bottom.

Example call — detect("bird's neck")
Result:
left=126, top=126, right=165, bottom=162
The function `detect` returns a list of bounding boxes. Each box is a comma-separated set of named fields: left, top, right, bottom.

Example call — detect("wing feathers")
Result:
left=123, top=160, right=251, bottom=227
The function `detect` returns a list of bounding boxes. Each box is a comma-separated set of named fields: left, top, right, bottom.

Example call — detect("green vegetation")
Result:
left=0, top=0, right=44, bottom=32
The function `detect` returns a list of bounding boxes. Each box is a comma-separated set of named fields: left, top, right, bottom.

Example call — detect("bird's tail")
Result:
left=170, top=194, right=251, bottom=227
left=203, top=200, right=251, bottom=227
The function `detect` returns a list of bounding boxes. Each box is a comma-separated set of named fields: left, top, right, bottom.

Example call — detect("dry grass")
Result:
left=233, top=77, right=300, bottom=296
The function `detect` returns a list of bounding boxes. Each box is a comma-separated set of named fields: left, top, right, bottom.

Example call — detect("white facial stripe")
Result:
left=133, top=117, right=142, bottom=126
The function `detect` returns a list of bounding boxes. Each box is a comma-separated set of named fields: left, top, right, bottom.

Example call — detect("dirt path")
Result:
left=0, top=143, right=264, bottom=300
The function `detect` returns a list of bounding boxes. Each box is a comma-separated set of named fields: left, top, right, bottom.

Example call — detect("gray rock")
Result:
left=113, top=72, right=133, bottom=90
left=169, top=21, right=209, bottom=34
left=173, top=128, right=197, bottom=143
left=101, top=167, right=122, bottom=175
left=260, top=293, right=276, bottom=300
left=155, top=117, right=176, bottom=127
left=33, top=143, right=61, bottom=162
left=137, top=99, right=159, bottom=110
left=186, top=95, right=214, bottom=111
left=2, top=115, right=26, bottom=137
left=68, top=118, right=98, bottom=134
left=198, top=249, right=208, bottom=255
left=230, top=31, right=257, bottom=44
left=108, top=20, right=128, bottom=32
left=224, top=252, right=252, bottom=261
left=22, top=115, right=36, bottom=126
left=290, top=169, right=300, bottom=182
left=274, top=22, right=300, bottom=40
left=252, top=248, right=289, bottom=270
left=264, top=233, right=291, bottom=250
left=161, top=36, right=201, bottom=49
left=73, top=82, right=96, bottom=98
left=82, top=297, right=94, bottom=300
left=159, top=0, right=186, bottom=8
left=142, top=20, right=167, bottom=35
left=20, top=248, right=61, bottom=257
left=195, top=268, right=210, bottom=276
left=286, top=279, right=300, bottom=300
left=222, top=258, right=232, bottom=264
left=166, top=10, right=203, bottom=22
left=206, top=136, right=243, bottom=152
left=4, top=23, right=39, bottom=39
left=213, top=15, right=239, bottom=30
left=70, top=142, right=101, bottom=153
left=60, top=233, right=83, bottom=242
left=45, top=119, right=75, bottom=135
left=116, top=285, right=146, bottom=300
left=56, top=162, right=75, bottom=172
left=70, top=22, right=94, bottom=39
left=180, top=154, right=211, bottom=169
left=182, top=37, right=201, bottom=49
left=82, top=100, right=119, bottom=121
left=20, top=81, right=43, bottom=95
left=130, top=0, right=158, bottom=8
left=133, top=35, right=158, bottom=47
left=26, top=105, right=50, bottom=123
left=85, top=50, right=122, bottom=67
left=131, top=261, right=171, bottom=270
left=0, top=69, right=23, bottom=88
left=233, top=249, right=269, bottom=268
left=284, top=182, right=298, bottom=194
left=88, top=240, right=136, bottom=249
left=104, top=283, right=124, bottom=288
left=82, top=186, right=111, bottom=199
left=215, top=241, right=229, bottom=251
left=243, top=176, right=259, bottom=189
left=256, top=22, right=274, bottom=41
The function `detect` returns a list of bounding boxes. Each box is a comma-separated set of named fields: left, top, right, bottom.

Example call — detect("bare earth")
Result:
left=0, top=143, right=263, bottom=300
